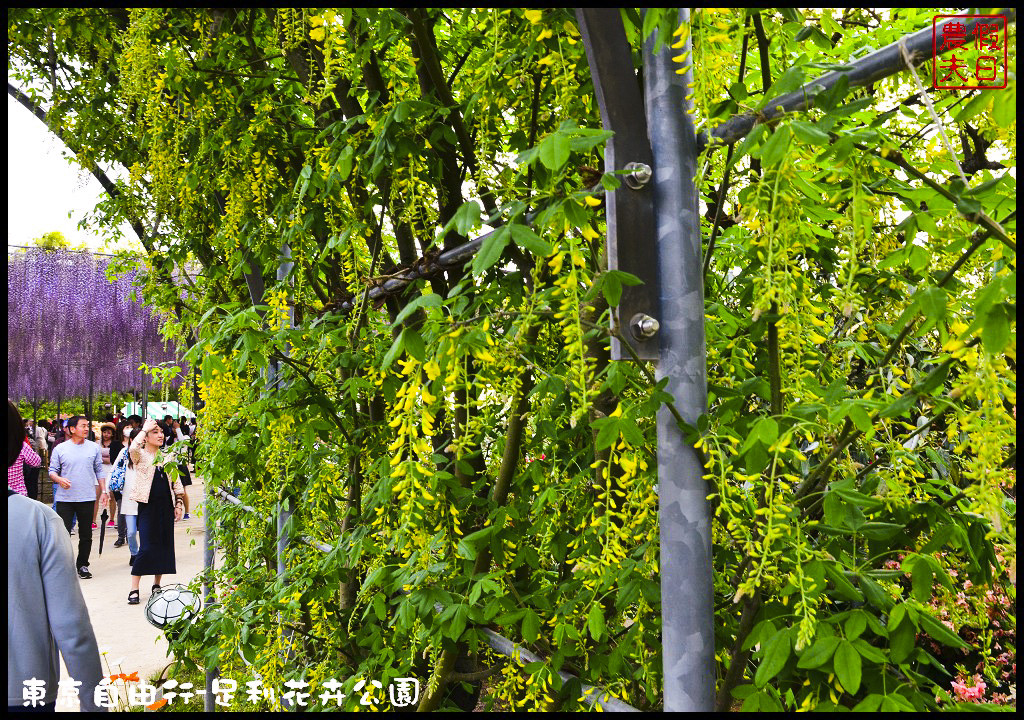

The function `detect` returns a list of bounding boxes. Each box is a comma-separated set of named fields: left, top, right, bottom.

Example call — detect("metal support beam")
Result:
left=203, top=493, right=217, bottom=712
left=274, top=243, right=296, bottom=710
left=576, top=8, right=660, bottom=361
left=701, top=9, right=1017, bottom=151
left=644, top=11, right=713, bottom=712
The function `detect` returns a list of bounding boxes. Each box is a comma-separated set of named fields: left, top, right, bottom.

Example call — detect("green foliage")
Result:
left=8, top=7, right=1015, bottom=712
left=31, top=230, right=71, bottom=250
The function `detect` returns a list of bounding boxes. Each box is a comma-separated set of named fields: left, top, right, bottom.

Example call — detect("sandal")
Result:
left=152, top=584, right=161, bottom=594
left=128, top=590, right=140, bottom=605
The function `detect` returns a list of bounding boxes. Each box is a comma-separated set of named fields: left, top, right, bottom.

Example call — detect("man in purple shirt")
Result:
left=48, top=416, right=107, bottom=579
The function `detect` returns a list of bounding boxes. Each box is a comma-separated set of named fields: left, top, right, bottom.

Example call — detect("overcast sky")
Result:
left=7, top=94, right=139, bottom=253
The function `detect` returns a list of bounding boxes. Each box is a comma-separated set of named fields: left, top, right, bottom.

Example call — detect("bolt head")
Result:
left=630, top=313, right=660, bottom=339
left=624, top=162, right=652, bottom=190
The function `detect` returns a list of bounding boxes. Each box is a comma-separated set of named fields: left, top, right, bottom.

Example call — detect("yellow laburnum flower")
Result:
left=525, top=9, right=542, bottom=24
left=309, top=27, right=325, bottom=42
left=537, top=55, right=556, bottom=66
left=581, top=226, right=600, bottom=241
left=423, top=360, right=441, bottom=381
left=584, top=195, right=602, bottom=207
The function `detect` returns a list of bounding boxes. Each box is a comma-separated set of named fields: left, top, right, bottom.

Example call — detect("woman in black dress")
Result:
left=126, top=419, right=185, bottom=605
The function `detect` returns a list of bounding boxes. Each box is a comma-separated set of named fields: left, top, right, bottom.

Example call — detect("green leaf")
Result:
left=755, top=417, right=779, bottom=445
left=509, top=224, right=552, bottom=256
left=392, top=293, right=442, bottom=327
left=954, top=91, right=992, bottom=123
left=834, top=640, right=862, bottom=694
left=453, top=200, right=482, bottom=235
left=981, top=304, right=1010, bottom=354
left=754, top=630, right=792, bottom=687
left=918, top=613, right=967, bottom=649
left=848, top=404, right=873, bottom=434
left=858, top=575, right=893, bottom=610
left=911, top=562, right=933, bottom=602
left=918, top=286, right=947, bottom=326
left=888, top=619, right=915, bottom=664
left=447, top=603, right=470, bottom=640
left=728, top=125, right=767, bottom=171
left=845, top=612, right=867, bottom=641
left=791, top=120, right=830, bottom=145
left=796, top=635, right=840, bottom=669
left=824, top=564, right=862, bottom=602
left=538, top=132, right=570, bottom=170
left=851, top=638, right=887, bottom=663
left=472, top=226, right=511, bottom=275
left=587, top=604, right=606, bottom=641
left=403, top=329, right=425, bottom=361
left=879, top=392, right=916, bottom=420
left=594, top=417, right=620, bottom=451
left=852, top=694, right=885, bottom=712
left=759, top=125, right=792, bottom=167
left=381, top=329, right=406, bottom=370
left=336, top=145, right=354, bottom=181
left=858, top=522, right=905, bottom=541
left=522, top=609, right=540, bottom=643
left=992, top=85, right=1016, bottom=126
left=742, top=689, right=784, bottom=712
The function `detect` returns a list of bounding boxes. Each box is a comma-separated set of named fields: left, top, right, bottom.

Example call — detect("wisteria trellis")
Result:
left=7, top=248, right=184, bottom=403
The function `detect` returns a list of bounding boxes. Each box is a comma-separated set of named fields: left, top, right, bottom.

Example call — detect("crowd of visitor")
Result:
left=8, top=405, right=196, bottom=598
left=8, top=400, right=199, bottom=710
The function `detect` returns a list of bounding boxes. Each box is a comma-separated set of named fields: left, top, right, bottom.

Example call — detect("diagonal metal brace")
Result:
left=577, top=8, right=660, bottom=361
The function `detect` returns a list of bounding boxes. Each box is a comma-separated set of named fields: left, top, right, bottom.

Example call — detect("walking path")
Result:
left=56, top=476, right=208, bottom=712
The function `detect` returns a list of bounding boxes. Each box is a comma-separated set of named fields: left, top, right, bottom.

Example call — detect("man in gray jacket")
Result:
left=8, top=401, right=106, bottom=712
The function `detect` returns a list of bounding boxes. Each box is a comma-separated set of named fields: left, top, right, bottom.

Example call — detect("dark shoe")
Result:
left=152, top=584, right=161, bottom=594
left=113, top=538, right=126, bottom=548
left=78, top=566, right=92, bottom=579
left=129, top=555, right=136, bottom=566
left=128, top=590, right=140, bottom=605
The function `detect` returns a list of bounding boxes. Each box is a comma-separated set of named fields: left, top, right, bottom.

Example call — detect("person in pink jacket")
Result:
left=7, top=438, right=41, bottom=497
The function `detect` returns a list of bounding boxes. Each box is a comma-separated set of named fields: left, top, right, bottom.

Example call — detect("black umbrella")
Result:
left=98, top=508, right=108, bottom=555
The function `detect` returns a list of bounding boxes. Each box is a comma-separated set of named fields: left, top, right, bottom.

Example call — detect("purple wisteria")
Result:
left=7, top=248, right=184, bottom=402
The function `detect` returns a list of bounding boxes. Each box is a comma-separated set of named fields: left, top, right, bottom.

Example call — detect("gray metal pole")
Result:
left=203, top=494, right=216, bottom=712
left=643, top=11, right=713, bottom=712
left=274, top=243, right=296, bottom=709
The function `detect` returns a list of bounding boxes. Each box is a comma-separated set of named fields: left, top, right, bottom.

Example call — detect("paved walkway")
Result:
left=56, top=476, right=208, bottom=712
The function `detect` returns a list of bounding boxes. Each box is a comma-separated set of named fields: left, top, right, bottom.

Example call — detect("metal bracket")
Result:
left=577, top=8, right=660, bottom=361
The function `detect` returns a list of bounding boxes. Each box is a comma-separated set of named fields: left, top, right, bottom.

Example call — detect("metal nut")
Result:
left=624, top=162, right=652, bottom=190
left=630, top=313, right=660, bottom=339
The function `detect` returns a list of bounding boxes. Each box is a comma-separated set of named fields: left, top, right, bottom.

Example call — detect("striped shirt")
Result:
left=8, top=442, right=42, bottom=496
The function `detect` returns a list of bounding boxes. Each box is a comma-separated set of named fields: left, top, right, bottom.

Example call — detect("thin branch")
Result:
left=899, top=39, right=969, bottom=187
left=877, top=211, right=1014, bottom=369
left=405, top=9, right=499, bottom=219
left=860, top=143, right=1015, bottom=252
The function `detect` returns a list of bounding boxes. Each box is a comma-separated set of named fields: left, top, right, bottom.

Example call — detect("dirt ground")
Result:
left=54, top=476, right=208, bottom=713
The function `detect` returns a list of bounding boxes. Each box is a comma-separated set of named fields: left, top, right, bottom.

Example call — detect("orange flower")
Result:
left=126, top=671, right=140, bottom=682
left=147, top=698, right=169, bottom=711
left=109, top=674, right=120, bottom=681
